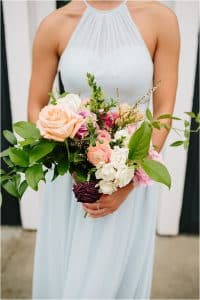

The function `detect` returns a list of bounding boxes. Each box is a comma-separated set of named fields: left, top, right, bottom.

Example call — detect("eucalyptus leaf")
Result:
left=141, top=158, right=171, bottom=188
left=3, top=130, right=17, bottom=145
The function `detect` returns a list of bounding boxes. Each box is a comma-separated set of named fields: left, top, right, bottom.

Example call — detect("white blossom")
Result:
left=98, top=180, right=117, bottom=195
left=57, top=93, right=81, bottom=112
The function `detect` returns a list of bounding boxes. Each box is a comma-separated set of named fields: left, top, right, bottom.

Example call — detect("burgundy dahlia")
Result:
left=73, top=181, right=102, bottom=203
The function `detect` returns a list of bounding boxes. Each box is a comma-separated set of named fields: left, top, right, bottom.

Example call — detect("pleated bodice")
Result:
left=58, top=0, right=154, bottom=107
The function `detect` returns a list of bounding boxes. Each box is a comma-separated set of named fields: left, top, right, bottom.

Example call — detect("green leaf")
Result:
left=0, top=192, right=2, bottom=206
left=13, top=121, right=40, bottom=139
left=0, top=174, right=12, bottom=183
left=8, top=147, right=29, bottom=167
left=157, top=114, right=181, bottom=120
left=57, top=159, right=69, bottom=175
left=19, top=138, right=36, bottom=146
left=141, top=158, right=171, bottom=188
left=152, top=121, right=161, bottom=129
left=3, top=156, right=14, bottom=167
left=128, top=121, right=152, bottom=160
left=195, top=112, right=200, bottom=123
left=18, top=180, right=28, bottom=198
left=3, top=130, right=17, bottom=145
left=170, top=140, right=184, bottom=147
left=146, top=108, right=153, bottom=121
left=2, top=180, right=19, bottom=198
left=0, top=169, right=6, bottom=175
left=51, top=165, right=59, bottom=182
left=184, top=120, right=190, bottom=127
left=184, top=112, right=196, bottom=118
left=75, top=169, right=88, bottom=183
left=25, top=164, right=44, bottom=191
left=0, top=148, right=10, bottom=158
left=29, top=141, right=55, bottom=164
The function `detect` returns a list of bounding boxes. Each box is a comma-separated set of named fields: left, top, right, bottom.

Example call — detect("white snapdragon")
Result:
left=114, top=128, right=130, bottom=146
left=110, top=146, right=129, bottom=169
left=57, top=93, right=81, bottom=112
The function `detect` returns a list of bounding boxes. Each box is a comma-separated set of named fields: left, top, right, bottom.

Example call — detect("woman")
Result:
left=29, top=0, right=180, bottom=298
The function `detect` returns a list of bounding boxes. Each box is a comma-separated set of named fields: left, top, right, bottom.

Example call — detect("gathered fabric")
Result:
left=32, top=1, right=158, bottom=298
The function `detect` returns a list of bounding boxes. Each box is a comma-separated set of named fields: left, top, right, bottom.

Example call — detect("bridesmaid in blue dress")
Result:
left=28, top=0, right=180, bottom=298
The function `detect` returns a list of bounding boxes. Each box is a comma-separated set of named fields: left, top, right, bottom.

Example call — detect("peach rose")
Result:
left=36, top=104, right=85, bottom=142
left=96, top=129, right=111, bottom=144
left=87, top=142, right=112, bottom=166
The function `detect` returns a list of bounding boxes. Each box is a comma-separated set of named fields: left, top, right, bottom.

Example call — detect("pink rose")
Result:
left=36, top=104, right=85, bottom=142
left=87, top=142, right=112, bottom=166
left=96, top=129, right=111, bottom=144
left=134, top=168, right=153, bottom=187
left=148, top=148, right=164, bottom=164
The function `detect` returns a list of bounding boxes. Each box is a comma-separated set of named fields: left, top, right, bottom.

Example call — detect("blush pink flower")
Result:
left=36, top=104, right=85, bottom=142
left=96, top=129, right=111, bottom=144
left=127, top=123, right=138, bottom=135
left=134, top=168, right=153, bottom=187
left=87, top=142, right=112, bottom=166
left=148, top=148, right=164, bottom=164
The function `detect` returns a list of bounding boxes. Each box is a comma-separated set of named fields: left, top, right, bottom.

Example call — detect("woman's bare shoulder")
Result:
left=34, top=1, right=85, bottom=42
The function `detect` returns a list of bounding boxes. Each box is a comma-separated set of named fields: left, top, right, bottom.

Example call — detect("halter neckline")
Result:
left=83, top=0, right=128, bottom=14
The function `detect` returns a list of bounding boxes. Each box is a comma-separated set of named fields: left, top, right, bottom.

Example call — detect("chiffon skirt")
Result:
left=32, top=169, right=159, bottom=299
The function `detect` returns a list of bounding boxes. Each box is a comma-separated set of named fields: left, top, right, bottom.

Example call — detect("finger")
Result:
left=89, top=211, right=109, bottom=218
left=82, top=201, right=103, bottom=210
left=84, top=207, right=108, bottom=216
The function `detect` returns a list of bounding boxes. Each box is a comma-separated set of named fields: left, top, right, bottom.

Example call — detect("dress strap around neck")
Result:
left=83, top=0, right=128, bottom=8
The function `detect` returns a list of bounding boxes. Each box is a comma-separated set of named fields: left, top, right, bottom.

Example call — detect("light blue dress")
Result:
left=32, top=0, right=159, bottom=298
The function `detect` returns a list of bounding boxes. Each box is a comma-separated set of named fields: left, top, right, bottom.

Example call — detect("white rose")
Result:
left=95, top=163, right=116, bottom=181
left=98, top=180, right=117, bottom=195
left=115, top=166, right=135, bottom=188
left=57, top=93, right=81, bottom=112
left=110, top=146, right=129, bottom=169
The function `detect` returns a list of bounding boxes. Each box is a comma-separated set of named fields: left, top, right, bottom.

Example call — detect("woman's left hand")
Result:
left=82, top=182, right=135, bottom=218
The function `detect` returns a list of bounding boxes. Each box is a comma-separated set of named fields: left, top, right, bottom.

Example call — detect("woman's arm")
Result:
left=151, top=7, right=180, bottom=152
left=83, top=6, right=180, bottom=218
left=27, top=16, right=60, bottom=124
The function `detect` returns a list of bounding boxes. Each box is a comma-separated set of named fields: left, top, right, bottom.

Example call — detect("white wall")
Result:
left=2, top=0, right=56, bottom=229
left=2, top=1, right=199, bottom=232
left=157, top=1, right=199, bottom=235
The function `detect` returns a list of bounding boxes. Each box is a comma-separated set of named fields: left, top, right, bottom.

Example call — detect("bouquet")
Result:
left=1, top=73, right=199, bottom=217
